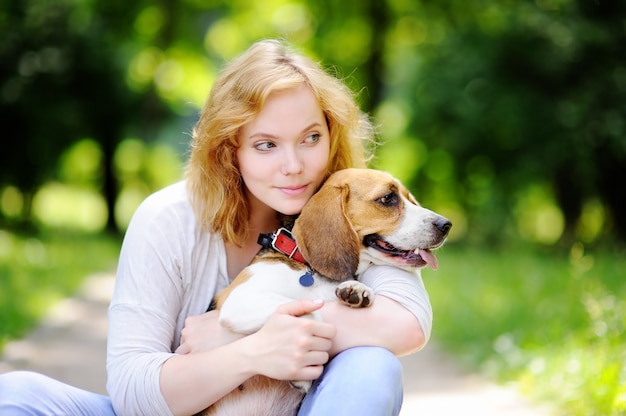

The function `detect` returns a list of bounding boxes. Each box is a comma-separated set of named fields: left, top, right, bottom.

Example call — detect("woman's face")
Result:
left=237, top=85, right=331, bottom=216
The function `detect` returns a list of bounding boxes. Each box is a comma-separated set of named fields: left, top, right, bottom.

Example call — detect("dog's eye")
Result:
left=377, top=192, right=399, bottom=207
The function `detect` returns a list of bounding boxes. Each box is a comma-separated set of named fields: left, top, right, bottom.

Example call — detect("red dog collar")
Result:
left=257, top=228, right=307, bottom=264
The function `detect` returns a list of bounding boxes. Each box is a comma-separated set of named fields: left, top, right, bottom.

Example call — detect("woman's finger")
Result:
left=175, top=343, right=190, bottom=354
left=275, top=299, right=324, bottom=317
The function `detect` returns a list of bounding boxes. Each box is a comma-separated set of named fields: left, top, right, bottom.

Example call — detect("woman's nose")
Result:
left=281, top=149, right=304, bottom=175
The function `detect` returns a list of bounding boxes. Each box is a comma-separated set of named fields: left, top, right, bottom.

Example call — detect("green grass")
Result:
left=0, top=229, right=121, bottom=350
left=424, top=242, right=626, bottom=416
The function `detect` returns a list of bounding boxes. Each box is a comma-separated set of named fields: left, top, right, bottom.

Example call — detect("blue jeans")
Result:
left=0, top=347, right=403, bottom=415
left=298, top=347, right=403, bottom=415
left=0, top=371, right=114, bottom=416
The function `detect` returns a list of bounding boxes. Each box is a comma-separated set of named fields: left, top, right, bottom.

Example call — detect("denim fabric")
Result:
left=0, top=346, right=403, bottom=416
left=298, top=346, right=404, bottom=416
left=0, top=371, right=115, bottom=416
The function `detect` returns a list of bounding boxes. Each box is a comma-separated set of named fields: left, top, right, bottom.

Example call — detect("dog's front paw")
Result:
left=335, top=281, right=373, bottom=308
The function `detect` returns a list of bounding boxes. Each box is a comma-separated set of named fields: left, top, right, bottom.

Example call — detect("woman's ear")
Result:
left=292, top=183, right=360, bottom=280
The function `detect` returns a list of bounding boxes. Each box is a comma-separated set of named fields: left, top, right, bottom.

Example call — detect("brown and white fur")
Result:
left=202, top=168, right=451, bottom=416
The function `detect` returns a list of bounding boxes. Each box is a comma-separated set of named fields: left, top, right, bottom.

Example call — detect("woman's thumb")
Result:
left=276, top=299, right=324, bottom=317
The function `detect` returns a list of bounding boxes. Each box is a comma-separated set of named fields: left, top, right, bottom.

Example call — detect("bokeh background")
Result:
left=1, top=0, right=625, bottom=414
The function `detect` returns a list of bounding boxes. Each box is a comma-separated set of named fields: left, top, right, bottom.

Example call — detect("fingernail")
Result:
left=312, top=299, right=323, bottom=305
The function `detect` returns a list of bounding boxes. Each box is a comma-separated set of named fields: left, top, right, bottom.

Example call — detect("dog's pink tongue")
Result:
left=419, top=249, right=438, bottom=270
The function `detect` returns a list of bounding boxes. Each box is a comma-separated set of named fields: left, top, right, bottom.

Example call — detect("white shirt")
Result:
left=106, top=181, right=432, bottom=415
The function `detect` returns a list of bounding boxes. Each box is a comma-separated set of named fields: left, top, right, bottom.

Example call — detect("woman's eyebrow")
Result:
left=301, top=122, right=323, bottom=132
left=248, top=122, right=324, bottom=141
left=248, top=132, right=278, bottom=141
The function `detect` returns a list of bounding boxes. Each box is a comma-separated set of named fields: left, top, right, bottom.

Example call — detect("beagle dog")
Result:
left=201, top=168, right=451, bottom=416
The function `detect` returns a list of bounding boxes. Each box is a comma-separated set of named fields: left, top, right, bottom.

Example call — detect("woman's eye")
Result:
left=377, top=192, right=399, bottom=207
left=303, top=133, right=320, bottom=144
left=254, top=141, right=276, bottom=151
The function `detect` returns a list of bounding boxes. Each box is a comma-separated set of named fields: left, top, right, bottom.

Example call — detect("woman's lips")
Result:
left=279, top=184, right=309, bottom=196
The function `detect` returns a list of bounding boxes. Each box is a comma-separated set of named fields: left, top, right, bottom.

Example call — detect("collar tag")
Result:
left=299, top=269, right=314, bottom=287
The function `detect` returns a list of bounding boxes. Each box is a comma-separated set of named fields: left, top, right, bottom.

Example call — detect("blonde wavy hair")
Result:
left=186, top=39, right=375, bottom=245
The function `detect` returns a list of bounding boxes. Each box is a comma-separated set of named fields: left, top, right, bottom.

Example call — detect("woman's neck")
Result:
left=246, top=191, right=282, bottom=236
left=225, top=210, right=280, bottom=280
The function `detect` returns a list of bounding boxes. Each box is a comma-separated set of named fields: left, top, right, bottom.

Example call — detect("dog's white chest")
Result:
left=219, top=262, right=340, bottom=334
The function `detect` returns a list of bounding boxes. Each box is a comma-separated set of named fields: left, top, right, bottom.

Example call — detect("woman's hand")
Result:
left=162, top=299, right=336, bottom=416
left=246, top=299, right=336, bottom=381
left=175, top=310, right=244, bottom=354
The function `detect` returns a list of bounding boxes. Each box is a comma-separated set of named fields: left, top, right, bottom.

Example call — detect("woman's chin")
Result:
left=276, top=203, right=307, bottom=216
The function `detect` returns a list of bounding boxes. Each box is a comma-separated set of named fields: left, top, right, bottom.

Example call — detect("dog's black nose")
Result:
left=434, top=218, right=452, bottom=236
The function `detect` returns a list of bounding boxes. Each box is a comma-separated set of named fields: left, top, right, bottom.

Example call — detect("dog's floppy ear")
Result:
left=404, top=187, right=419, bottom=205
left=292, top=182, right=360, bottom=280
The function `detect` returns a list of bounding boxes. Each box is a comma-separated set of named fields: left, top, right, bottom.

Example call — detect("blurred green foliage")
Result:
left=1, top=0, right=624, bottom=247
left=0, top=0, right=622, bottom=247
left=384, top=0, right=626, bottom=246
left=427, top=243, right=626, bottom=415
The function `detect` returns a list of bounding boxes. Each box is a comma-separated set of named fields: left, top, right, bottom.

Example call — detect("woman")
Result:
left=0, top=39, right=432, bottom=416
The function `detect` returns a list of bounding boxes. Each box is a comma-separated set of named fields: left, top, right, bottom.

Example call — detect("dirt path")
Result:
left=0, top=273, right=552, bottom=415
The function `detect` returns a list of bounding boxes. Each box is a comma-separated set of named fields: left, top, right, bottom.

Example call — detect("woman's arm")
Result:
left=159, top=296, right=422, bottom=415
left=321, top=264, right=433, bottom=357
left=320, top=295, right=425, bottom=357
left=160, top=299, right=336, bottom=416
left=107, top=183, right=254, bottom=415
